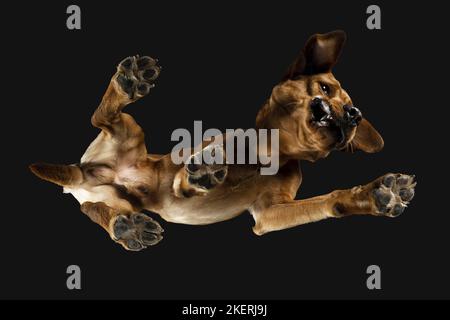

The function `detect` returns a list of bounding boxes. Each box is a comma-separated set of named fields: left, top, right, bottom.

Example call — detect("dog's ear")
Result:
left=350, top=118, right=384, bottom=153
left=283, top=30, right=347, bottom=80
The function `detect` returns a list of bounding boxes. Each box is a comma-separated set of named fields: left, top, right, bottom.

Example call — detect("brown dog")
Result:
left=30, top=31, right=416, bottom=251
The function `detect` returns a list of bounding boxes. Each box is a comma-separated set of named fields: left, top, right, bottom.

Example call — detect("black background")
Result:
left=1, top=1, right=448, bottom=299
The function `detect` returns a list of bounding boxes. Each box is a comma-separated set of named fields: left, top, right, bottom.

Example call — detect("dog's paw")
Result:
left=372, top=173, right=416, bottom=217
left=111, top=212, right=163, bottom=251
left=115, top=55, right=161, bottom=100
left=185, top=144, right=228, bottom=194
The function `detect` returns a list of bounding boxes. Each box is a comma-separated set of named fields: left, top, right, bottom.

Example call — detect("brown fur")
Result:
left=30, top=32, right=416, bottom=251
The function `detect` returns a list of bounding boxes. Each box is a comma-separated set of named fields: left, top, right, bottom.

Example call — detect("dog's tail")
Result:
left=29, top=163, right=83, bottom=187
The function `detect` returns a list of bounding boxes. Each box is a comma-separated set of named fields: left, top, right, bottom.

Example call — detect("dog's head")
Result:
left=258, top=30, right=384, bottom=161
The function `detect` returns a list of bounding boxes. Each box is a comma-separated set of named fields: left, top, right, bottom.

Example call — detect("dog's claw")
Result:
left=372, top=173, right=416, bottom=218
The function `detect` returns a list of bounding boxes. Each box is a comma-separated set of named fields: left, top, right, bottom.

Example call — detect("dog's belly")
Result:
left=158, top=204, right=245, bottom=225
left=156, top=189, right=256, bottom=225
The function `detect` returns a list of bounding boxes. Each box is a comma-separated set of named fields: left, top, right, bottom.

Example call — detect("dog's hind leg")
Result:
left=251, top=173, right=416, bottom=235
left=83, top=56, right=161, bottom=166
left=80, top=201, right=163, bottom=251
left=91, top=55, right=160, bottom=134
left=30, top=56, right=162, bottom=184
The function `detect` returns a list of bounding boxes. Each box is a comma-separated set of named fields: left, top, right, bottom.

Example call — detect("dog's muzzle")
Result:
left=310, top=98, right=362, bottom=128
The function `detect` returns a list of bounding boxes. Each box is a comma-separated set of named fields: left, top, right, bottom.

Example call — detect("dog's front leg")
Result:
left=80, top=202, right=164, bottom=251
left=251, top=173, right=416, bottom=235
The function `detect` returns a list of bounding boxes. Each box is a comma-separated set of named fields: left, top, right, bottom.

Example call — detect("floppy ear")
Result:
left=350, top=118, right=384, bottom=153
left=283, top=30, right=347, bottom=80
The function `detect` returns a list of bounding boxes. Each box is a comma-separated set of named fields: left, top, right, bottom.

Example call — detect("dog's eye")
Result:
left=137, top=185, right=150, bottom=195
left=320, top=83, right=331, bottom=96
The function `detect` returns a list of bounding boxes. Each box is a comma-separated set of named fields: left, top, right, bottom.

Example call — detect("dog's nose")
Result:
left=343, top=105, right=362, bottom=127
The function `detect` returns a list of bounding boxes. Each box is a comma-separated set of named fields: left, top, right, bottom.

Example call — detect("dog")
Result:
left=30, top=30, right=416, bottom=251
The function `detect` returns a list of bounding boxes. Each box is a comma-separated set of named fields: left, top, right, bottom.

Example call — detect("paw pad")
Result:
left=373, top=173, right=416, bottom=218
left=115, top=55, right=161, bottom=100
left=112, top=212, right=163, bottom=251
left=184, top=144, right=228, bottom=193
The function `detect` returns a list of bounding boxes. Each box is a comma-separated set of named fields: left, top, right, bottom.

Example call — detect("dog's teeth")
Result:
left=317, top=121, right=329, bottom=127
left=319, top=114, right=331, bottom=121
left=316, top=115, right=332, bottom=126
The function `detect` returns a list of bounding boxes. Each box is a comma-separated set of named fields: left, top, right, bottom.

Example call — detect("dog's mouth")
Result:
left=310, top=98, right=333, bottom=127
left=309, top=98, right=350, bottom=149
